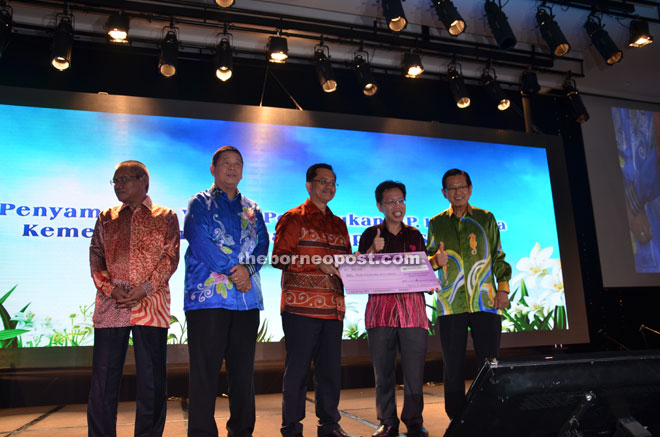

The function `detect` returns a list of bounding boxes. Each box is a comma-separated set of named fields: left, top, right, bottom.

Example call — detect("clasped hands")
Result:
left=111, top=283, right=149, bottom=309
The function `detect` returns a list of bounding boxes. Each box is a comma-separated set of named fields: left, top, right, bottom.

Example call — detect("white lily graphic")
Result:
left=514, top=243, right=558, bottom=288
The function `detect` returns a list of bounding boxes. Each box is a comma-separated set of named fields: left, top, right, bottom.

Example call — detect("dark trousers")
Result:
left=186, top=308, right=260, bottom=437
left=367, top=327, right=428, bottom=432
left=280, top=312, right=343, bottom=437
left=87, top=325, right=168, bottom=437
left=437, top=312, right=501, bottom=420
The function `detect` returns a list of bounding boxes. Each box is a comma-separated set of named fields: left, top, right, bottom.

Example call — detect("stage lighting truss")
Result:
left=51, top=12, right=74, bottom=71
left=433, top=0, right=466, bottom=36
left=158, top=25, right=179, bottom=77
left=585, top=13, right=622, bottom=65
left=629, top=20, right=653, bottom=47
left=215, top=34, right=233, bottom=82
left=353, top=51, right=378, bottom=96
left=447, top=60, right=470, bottom=109
left=536, top=5, right=570, bottom=57
left=484, top=0, right=517, bottom=50
left=402, top=52, right=424, bottom=78
left=381, top=0, right=407, bottom=32
left=314, top=43, right=337, bottom=93
left=481, top=65, right=510, bottom=111
left=563, top=73, right=589, bottom=123
left=0, top=4, right=12, bottom=59
left=267, top=34, right=288, bottom=63
left=105, top=12, right=130, bottom=43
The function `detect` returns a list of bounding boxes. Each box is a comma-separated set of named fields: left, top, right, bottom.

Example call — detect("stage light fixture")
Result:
left=481, top=66, right=510, bottom=111
left=563, top=74, right=589, bottom=123
left=381, top=0, right=407, bottom=32
left=585, top=14, right=622, bottom=65
left=158, top=28, right=179, bottom=77
left=354, top=52, right=378, bottom=96
left=314, top=45, right=337, bottom=93
left=402, top=52, right=423, bottom=78
left=520, top=70, right=540, bottom=95
left=536, top=7, right=570, bottom=56
left=215, top=37, right=233, bottom=81
left=105, top=12, right=129, bottom=43
left=51, top=14, right=73, bottom=71
left=267, top=35, right=288, bottom=63
left=215, top=0, right=235, bottom=7
left=433, top=0, right=466, bottom=36
left=629, top=20, right=653, bottom=47
left=0, top=5, right=12, bottom=59
left=447, top=61, right=470, bottom=109
left=484, top=0, right=517, bottom=50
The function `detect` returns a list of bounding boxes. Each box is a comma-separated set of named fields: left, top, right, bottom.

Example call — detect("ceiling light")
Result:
left=433, top=0, right=466, bottom=36
left=354, top=52, right=378, bottom=96
left=215, top=37, right=233, bottom=81
left=381, top=0, right=407, bottom=32
left=158, top=28, right=179, bottom=77
left=402, top=52, right=423, bottom=78
left=563, top=75, right=589, bottom=123
left=315, top=45, right=337, bottom=93
left=585, top=14, right=622, bottom=65
left=215, top=0, right=235, bottom=7
left=51, top=14, right=73, bottom=71
left=629, top=20, right=653, bottom=47
left=105, top=12, right=129, bottom=43
left=536, top=7, right=570, bottom=56
left=267, top=35, right=288, bottom=63
left=481, top=66, right=510, bottom=111
left=484, top=0, right=517, bottom=50
left=0, top=5, right=12, bottom=59
left=448, top=62, right=470, bottom=109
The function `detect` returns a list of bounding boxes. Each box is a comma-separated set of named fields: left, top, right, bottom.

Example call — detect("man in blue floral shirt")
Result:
left=184, top=146, right=269, bottom=437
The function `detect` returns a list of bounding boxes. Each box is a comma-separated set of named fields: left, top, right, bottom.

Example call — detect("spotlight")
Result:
left=381, top=0, right=407, bottom=32
left=536, top=7, right=570, bottom=56
left=0, top=5, right=12, bottom=59
left=520, top=70, right=540, bottom=95
left=433, top=0, right=466, bottom=36
left=215, top=0, right=235, bottom=7
left=215, top=37, right=233, bottom=82
left=354, top=52, right=378, bottom=96
left=314, top=45, right=337, bottom=93
left=563, top=75, right=589, bottom=123
left=158, top=28, right=179, bottom=77
left=484, top=0, right=517, bottom=50
left=105, top=12, right=129, bottom=43
left=629, top=20, right=653, bottom=47
left=447, top=61, right=470, bottom=109
left=51, top=14, right=73, bottom=71
left=585, top=14, right=622, bottom=65
left=267, top=35, right=288, bottom=63
left=481, top=66, right=510, bottom=111
left=402, top=52, right=423, bottom=78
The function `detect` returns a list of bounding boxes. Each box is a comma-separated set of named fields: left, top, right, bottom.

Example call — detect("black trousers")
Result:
left=280, top=312, right=343, bottom=437
left=186, top=308, right=260, bottom=437
left=437, top=312, right=501, bottom=420
left=87, top=325, right=168, bottom=437
left=367, top=327, right=428, bottom=432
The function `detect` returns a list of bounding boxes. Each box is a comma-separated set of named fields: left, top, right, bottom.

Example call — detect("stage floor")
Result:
left=0, top=383, right=458, bottom=436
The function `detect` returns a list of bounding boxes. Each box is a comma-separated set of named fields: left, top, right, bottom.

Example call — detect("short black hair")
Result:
left=306, top=163, right=335, bottom=182
left=212, top=146, right=243, bottom=166
left=116, top=160, right=150, bottom=192
left=442, top=168, right=472, bottom=188
left=375, top=180, right=406, bottom=203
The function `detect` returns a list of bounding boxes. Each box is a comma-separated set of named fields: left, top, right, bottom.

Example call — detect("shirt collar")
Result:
left=120, top=195, right=152, bottom=212
left=448, top=204, right=473, bottom=218
left=211, top=183, right=241, bottom=201
left=304, top=198, right=333, bottom=216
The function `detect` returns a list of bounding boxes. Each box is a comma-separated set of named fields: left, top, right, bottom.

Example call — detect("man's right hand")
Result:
left=110, top=286, right=131, bottom=306
left=434, top=242, right=449, bottom=267
left=367, top=228, right=384, bottom=254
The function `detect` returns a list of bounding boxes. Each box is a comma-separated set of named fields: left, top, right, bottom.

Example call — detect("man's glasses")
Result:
left=444, top=185, right=469, bottom=193
left=380, top=199, right=406, bottom=206
left=312, top=179, right=338, bottom=187
left=110, top=175, right=142, bottom=186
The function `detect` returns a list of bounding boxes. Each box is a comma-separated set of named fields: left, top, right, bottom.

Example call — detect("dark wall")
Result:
left=1, top=33, right=659, bottom=355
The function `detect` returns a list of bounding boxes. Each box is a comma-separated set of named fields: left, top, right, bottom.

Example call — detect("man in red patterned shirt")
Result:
left=87, top=161, right=180, bottom=437
left=357, top=181, right=430, bottom=437
left=273, top=163, right=356, bottom=437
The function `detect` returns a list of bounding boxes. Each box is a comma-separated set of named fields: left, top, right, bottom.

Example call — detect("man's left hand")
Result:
left=230, top=265, right=252, bottom=293
left=493, top=290, right=510, bottom=310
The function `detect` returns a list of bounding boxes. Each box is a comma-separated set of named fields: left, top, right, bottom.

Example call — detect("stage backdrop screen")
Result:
left=0, top=87, right=587, bottom=352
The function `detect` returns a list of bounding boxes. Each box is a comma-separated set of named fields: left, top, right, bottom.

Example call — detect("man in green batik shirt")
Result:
left=426, top=168, right=511, bottom=421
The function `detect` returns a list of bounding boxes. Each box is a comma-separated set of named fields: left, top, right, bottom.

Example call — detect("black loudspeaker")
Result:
left=445, top=351, right=660, bottom=437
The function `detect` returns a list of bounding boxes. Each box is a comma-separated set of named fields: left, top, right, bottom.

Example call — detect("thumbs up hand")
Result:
left=434, top=241, right=449, bottom=267
left=367, top=228, right=385, bottom=254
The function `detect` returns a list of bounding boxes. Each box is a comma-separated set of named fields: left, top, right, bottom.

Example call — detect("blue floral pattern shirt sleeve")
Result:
left=183, top=185, right=268, bottom=311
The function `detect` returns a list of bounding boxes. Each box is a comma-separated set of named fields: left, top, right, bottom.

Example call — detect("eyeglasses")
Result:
left=444, top=185, right=469, bottom=193
left=380, top=199, right=406, bottom=206
left=312, top=179, right=338, bottom=187
left=110, top=175, right=142, bottom=186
